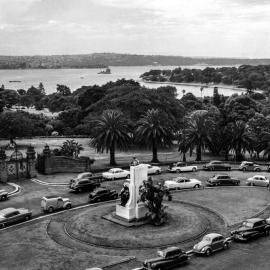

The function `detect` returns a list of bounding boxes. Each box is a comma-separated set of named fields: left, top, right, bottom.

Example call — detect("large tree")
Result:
left=181, top=110, right=213, bottom=161
left=135, top=109, right=174, bottom=163
left=89, top=110, right=131, bottom=166
left=227, top=121, right=254, bottom=161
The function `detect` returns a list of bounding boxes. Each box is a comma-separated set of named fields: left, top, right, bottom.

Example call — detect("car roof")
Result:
left=253, top=175, right=265, bottom=178
left=246, top=218, right=264, bottom=223
left=210, top=160, right=222, bottom=163
left=242, top=161, right=252, bottom=164
left=42, top=196, right=61, bottom=199
left=160, top=246, right=180, bottom=253
left=0, top=207, right=17, bottom=215
left=78, top=172, right=92, bottom=177
left=109, top=168, right=121, bottom=171
left=205, top=233, right=222, bottom=239
left=94, top=187, right=108, bottom=192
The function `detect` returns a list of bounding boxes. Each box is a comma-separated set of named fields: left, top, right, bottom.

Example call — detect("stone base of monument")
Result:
left=103, top=211, right=151, bottom=227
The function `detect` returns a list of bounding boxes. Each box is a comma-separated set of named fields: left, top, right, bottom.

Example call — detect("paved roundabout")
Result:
left=1, top=186, right=270, bottom=270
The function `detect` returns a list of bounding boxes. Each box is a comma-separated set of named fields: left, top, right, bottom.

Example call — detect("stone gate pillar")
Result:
left=43, top=144, right=52, bottom=174
left=26, top=145, right=37, bottom=178
left=0, top=148, right=8, bottom=183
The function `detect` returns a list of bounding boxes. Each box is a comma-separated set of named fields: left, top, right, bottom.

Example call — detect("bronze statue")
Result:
left=139, top=177, right=172, bottom=226
left=120, top=184, right=130, bottom=206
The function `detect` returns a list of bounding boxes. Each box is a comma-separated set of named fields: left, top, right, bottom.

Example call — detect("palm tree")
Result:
left=257, top=131, right=270, bottom=160
left=135, top=109, right=174, bottom=163
left=181, top=110, right=212, bottom=161
left=227, top=121, right=254, bottom=161
left=89, top=110, right=131, bottom=166
left=61, top=139, right=83, bottom=158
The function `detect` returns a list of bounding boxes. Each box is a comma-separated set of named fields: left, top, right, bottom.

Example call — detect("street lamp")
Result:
left=182, top=89, right=186, bottom=162
left=200, top=87, right=204, bottom=99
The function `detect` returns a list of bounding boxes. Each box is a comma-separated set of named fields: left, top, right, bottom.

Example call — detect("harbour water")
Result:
left=0, top=65, right=244, bottom=97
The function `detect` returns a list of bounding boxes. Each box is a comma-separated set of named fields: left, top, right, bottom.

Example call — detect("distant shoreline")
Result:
left=141, top=79, right=246, bottom=92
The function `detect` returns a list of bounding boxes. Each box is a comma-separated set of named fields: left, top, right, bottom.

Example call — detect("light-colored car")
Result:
left=164, top=177, right=202, bottom=190
left=0, top=207, right=32, bottom=228
left=193, top=233, right=231, bottom=256
left=168, top=162, right=197, bottom=173
left=246, top=175, right=269, bottom=187
left=102, top=168, right=130, bottom=180
left=145, top=164, right=162, bottom=175
left=239, top=161, right=261, bottom=171
left=41, top=196, right=72, bottom=213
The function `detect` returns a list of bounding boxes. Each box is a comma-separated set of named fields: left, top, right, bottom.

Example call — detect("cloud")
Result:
left=0, top=0, right=270, bottom=57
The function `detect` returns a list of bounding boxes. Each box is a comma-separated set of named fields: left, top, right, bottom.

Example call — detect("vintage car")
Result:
left=102, top=168, right=130, bottom=180
left=145, top=164, right=162, bottom=175
left=167, top=162, right=197, bottom=173
left=164, top=177, right=202, bottom=190
left=41, top=196, right=72, bottom=213
left=203, top=161, right=231, bottom=171
left=231, top=218, right=270, bottom=241
left=0, top=189, right=8, bottom=201
left=239, top=161, right=261, bottom=172
left=89, top=187, right=118, bottom=203
left=246, top=175, right=269, bottom=187
left=207, top=174, right=240, bottom=186
left=193, top=233, right=231, bottom=256
left=143, top=246, right=189, bottom=270
left=0, top=207, right=32, bottom=228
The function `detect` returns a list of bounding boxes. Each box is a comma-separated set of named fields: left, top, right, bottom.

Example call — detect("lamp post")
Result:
left=182, top=89, right=186, bottom=162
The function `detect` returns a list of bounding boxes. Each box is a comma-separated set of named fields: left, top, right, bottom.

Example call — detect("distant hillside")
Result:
left=1, top=53, right=270, bottom=69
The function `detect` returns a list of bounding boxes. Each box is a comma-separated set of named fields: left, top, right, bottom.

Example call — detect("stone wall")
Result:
left=43, top=155, right=91, bottom=174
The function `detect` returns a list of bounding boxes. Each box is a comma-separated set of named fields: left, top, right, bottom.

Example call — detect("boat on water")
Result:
left=9, top=80, right=22, bottom=83
left=98, top=68, right=111, bottom=74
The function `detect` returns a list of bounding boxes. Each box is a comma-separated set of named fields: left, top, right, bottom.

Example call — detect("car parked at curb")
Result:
left=145, top=164, right=162, bottom=175
left=193, top=233, right=231, bottom=256
left=0, top=207, right=32, bottom=228
left=231, top=218, right=270, bottom=241
left=41, top=196, right=72, bottom=213
left=164, top=177, right=202, bottom=190
left=203, top=161, right=231, bottom=171
left=89, top=187, right=118, bottom=203
left=102, top=168, right=130, bottom=180
left=167, top=162, right=197, bottom=173
left=0, top=189, right=8, bottom=201
left=207, top=174, right=240, bottom=186
left=143, top=246, right=189, bottom=270
left=239, top=161, right=261, bottom=172
left=246, top=175, right=269, bottom=187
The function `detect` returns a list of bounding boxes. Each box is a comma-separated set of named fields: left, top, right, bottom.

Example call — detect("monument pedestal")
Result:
left=114, top=164, right=149, bottom=223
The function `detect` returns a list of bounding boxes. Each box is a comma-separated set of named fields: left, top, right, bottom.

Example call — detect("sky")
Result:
left=0, top=0, right=270, bottom=57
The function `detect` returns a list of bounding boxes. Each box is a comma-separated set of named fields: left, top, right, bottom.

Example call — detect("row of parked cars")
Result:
left=91, top=217, right=270, bottom=270
left=168, top=160, right=270, bottom=173
left=164, top=174, right=270, bottom=190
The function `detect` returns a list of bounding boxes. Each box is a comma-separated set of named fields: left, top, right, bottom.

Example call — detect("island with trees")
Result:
left=140, top=65, right=270, bottom=92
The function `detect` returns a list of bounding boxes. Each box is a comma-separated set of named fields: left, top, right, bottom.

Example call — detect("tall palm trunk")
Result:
left=110, top=141, right=116, bottom=166
left=196, top=139, right=202, bottom=161
left=235, top=143, right=242, bottom=161
left=152, top=139, right=159, bottom=163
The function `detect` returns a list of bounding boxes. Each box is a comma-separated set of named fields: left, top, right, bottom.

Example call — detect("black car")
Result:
left=231, top=218, right=270, bottom=241
left=143, top=246, right=189, bottom=270
left=69, top=177, right=101, bottom=193
left=0, top=190, right=8, bottom=201
left=207, top=174, right=240, bottom=186
left=89, top=187, right=118, bottom=203
left=203, top=161, right=231, bottom=171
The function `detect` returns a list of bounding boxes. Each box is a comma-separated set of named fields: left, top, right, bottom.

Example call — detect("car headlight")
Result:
left=193, top=244, right=198, bottom=249
left=201, top=247, right=207, bottom=252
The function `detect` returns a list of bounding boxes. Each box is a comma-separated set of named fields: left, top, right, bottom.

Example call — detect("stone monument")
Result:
left=115, top=164, right=149, bottom=222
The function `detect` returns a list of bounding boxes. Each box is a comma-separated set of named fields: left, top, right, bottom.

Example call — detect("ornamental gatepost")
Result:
left=26, top=145, right=37, bottom=178
left=0, top=148, right=8, bottom=183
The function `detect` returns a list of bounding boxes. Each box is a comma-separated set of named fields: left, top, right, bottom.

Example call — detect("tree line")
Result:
left=1, top=78, right=270, bottom=165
